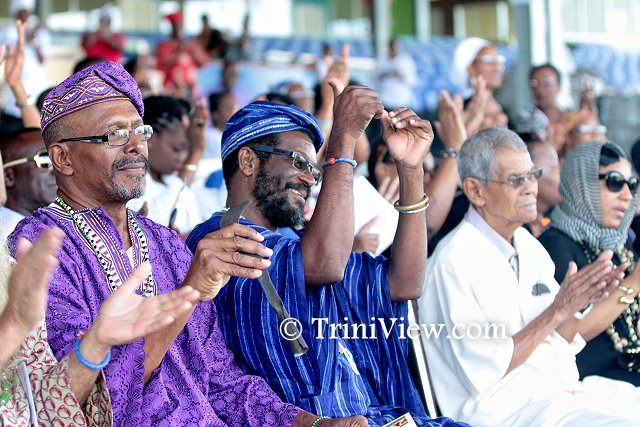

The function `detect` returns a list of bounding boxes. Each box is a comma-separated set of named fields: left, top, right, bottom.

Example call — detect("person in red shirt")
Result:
left=81, top=15, right=125, bottom=63
left=156, top=11, right=209, bottom=100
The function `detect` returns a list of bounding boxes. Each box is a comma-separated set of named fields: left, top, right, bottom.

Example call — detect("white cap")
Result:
left=451, top=37, right=491, bottom=96
left=10, top=0, right=35, bottom=16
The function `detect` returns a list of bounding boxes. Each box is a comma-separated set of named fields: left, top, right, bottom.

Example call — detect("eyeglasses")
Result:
left=476, top=54, right=506, bottom=65
left=250, top=145, right=321, bottom=183
left=529, top=77, right=559, bottom=88
left=2, top=149, right=52, bottom=170
left=599, top=171, right=638, bottom=195
left=488, top=168, right=544, bottom=189
left=58, top=124, right=153, bottom=146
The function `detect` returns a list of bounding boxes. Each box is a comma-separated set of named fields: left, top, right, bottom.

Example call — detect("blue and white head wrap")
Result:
left=221, top=101, right=324, bottom=161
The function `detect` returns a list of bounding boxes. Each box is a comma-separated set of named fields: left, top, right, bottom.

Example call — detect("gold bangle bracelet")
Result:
left=398, top=202, right=430, bottom=214
left=393, top=194, right=429, bottom=212
left=182, top=163, right=198, bottom=172
left=617, top=285, right=635, bottom=295
left=619, top=296, right=634, bottom=305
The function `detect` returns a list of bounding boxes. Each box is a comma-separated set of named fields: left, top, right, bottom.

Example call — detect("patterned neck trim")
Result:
left=55, top=196, right=156, bottom=297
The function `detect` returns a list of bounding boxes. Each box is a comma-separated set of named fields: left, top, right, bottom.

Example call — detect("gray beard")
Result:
left=113, top=178, right=146, bottom=201
left=110, top=155, right=149, bottom=201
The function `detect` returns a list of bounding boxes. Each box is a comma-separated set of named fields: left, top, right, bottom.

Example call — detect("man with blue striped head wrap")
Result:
left=220, top=100, right=324, bottom=229
left=186, top=82, right=463, bottom=426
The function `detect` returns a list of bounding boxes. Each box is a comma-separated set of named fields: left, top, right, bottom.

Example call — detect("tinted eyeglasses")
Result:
left=599, top=171, right=638, bottom=195
left=489, top=168, right=544, bottom=189
left=2, top=149, right=52, bottom=170
left=58, top=124, right=153, bottom=146
left=529, top=76, right=559, bottom=88
left=476, top=54, right=506, bottom=65
left=250, top=145, right=321, bottom=183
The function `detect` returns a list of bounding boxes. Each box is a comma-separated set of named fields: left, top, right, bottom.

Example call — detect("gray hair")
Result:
left=458, top=128, right=526, bottom=184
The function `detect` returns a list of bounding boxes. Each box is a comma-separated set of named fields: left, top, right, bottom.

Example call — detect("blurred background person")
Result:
left=524, top=138, right=563, bottom=237
left=155, top=11, right=209, bottom=100
left=128, top=95, right=206, bottom=235
left=0, top=127, right=55, bottom=239
left=452, top=37, right=508, bottom=130
left=207, top=61, right=253, bottom=107
left=375, top=38, right=417, bottom=110
left=81, top=7, right=125, bottom=63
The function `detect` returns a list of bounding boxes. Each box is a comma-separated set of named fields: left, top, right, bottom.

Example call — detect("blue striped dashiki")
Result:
left=186, top=215, right=467, bottom=427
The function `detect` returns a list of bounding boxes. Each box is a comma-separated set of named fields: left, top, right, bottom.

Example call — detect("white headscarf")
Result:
left=452, top=37, right=491, bottom=99
left=10, top=0, right=35, bottom=16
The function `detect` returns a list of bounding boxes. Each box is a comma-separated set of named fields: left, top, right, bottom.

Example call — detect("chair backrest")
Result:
left=406, top=300, right=440, bottom=418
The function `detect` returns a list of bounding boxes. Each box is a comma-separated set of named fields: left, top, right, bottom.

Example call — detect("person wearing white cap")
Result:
left=451, top=37, right=508, bottom=131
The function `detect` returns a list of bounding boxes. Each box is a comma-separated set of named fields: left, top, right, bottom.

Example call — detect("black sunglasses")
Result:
left=599, top=171, right=638, bottom=195
left=250, top=145, right=321, bottom=183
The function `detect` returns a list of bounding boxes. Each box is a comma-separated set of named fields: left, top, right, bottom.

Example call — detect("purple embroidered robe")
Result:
left=9, top=205, right=301, bottom=426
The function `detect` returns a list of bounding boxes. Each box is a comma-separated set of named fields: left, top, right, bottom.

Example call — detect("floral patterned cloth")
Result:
left=0, top=318, right=111, bottom=426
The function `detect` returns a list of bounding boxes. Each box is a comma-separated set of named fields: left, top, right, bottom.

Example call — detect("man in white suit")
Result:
left=420, top=127, right=640, bottom=426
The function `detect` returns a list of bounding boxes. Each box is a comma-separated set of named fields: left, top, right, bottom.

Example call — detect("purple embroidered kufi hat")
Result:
left=221, top=101, right=324, bottom=161
left=40, top=61, right=143, bottom=133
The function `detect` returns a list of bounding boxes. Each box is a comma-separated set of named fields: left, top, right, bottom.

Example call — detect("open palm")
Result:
left=91, top=262, right=199, bottom=347
left=381, top=107, right=433, bottom=168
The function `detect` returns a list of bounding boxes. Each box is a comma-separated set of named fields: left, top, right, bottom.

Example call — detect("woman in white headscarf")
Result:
left=451, top=37, right=508, bottom=131
left=539, top=140, right=640, bottom=386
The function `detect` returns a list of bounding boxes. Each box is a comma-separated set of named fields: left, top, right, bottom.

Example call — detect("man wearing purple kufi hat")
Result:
left=187, top=83, right=467, bottom=426
left=9, top=61, right=341, bottom=426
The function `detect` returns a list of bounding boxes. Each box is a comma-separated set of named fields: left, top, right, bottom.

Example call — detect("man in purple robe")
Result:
left=9, top=61, right=366, bottom=427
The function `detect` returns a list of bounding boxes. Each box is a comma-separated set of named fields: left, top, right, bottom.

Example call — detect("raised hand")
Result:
left=184, top=223, right=273, bottom=301
left=381, top=107, right=433, bottom=169
left=188, top=97, right=209, bottom=152
left=463, top=75, right=489, bottom=136
left=85, top=262, right=199, bottom=350
left=324, top=45, right=349, bottom=87
left=327, top=81, right=384, bottom=147
left=352, top=217, right=379, bottom=254
left=3, top=228, right=63, bottom=334
left=435, top=90, right=467, bottom=151
left=377, top=175, right=400, bottom=203
left=180, top=97, right=210, bottom=185
left=5, top=20, right=26, bottom=89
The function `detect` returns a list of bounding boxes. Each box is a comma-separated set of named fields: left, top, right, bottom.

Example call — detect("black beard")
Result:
left=252, top=166, right=307, bottom=229
left=110, top=155, right=150, bottom=201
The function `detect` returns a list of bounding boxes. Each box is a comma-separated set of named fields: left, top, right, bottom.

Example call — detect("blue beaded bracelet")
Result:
left=322, top=157, right=357, bottom=168
left=74, top=337, right=111, bottom=370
